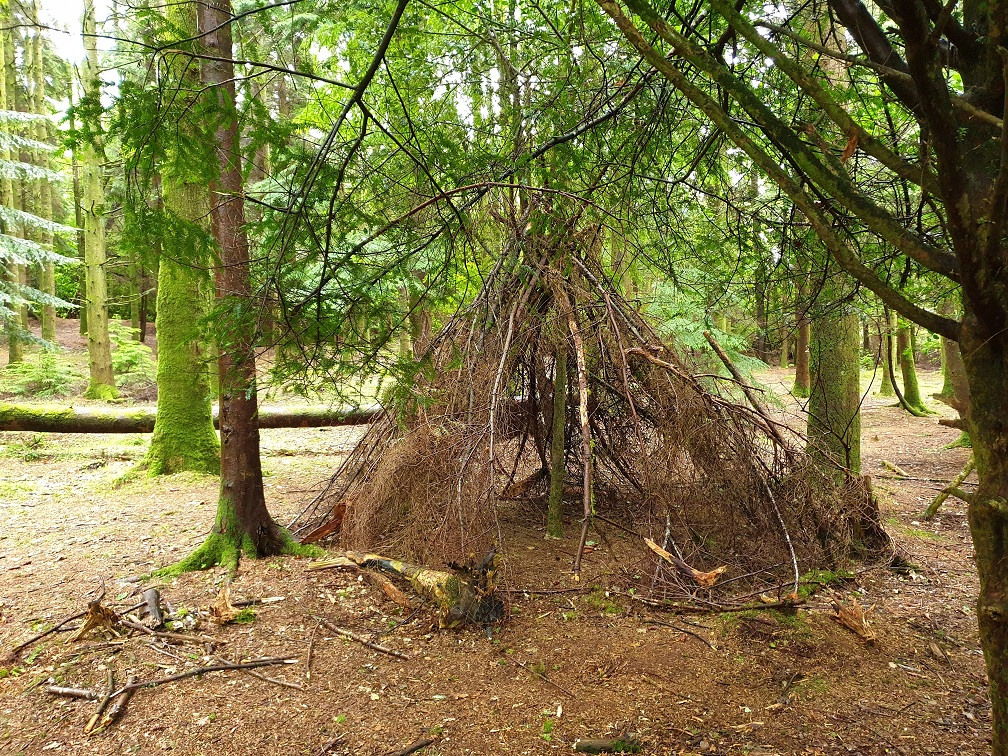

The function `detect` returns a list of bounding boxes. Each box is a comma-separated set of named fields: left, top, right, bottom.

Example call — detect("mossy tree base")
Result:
left=157, top=498, right=322, bottom=576
left=84, top=382, right=118, bottom=401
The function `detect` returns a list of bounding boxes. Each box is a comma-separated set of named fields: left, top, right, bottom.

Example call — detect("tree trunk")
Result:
left=807, top=302, right=861, bottom=480
left=144, top=249, right=220, bottom=474
left=897, top=319, right=926, bottom=412
left=69, top=81, right=87, bottom=337
left=958, top=314, right=1008, bottom=751
left=183, top=0, right=296, bottom=567
left=144, top=0, right=219, bottom=475
left=546, top=345, right=567, bottom=538
left=80, top=0, right=117, bottom=400
left=0, top=17, right=21, bottom=364
left=792, top=306, right=810, bottom=397
left=30, top=11, right=55, bottom=343
left=0, top=402, right=379, bottom=433
left=878, top=311, right=895, bottom=397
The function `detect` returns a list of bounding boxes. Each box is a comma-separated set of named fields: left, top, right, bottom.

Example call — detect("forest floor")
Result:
left=0, top=320, right=990, bottom=755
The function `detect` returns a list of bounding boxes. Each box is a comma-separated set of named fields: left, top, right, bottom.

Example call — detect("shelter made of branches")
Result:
left=290, top=229, right=880, bottom=594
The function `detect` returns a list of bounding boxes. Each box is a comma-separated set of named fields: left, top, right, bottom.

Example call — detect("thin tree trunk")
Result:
left=792, top=296, right=811, bottom=397
left=69, top=81, right=87, bottom=337
left=897, top=318, right=926, bottom=412
left=878, top=311, right=895, bottom=397
left=546, top=344, right=567, bottom=539
left=198, top=0, right=287, bottom=559
left=1, top=14, right=22, bottom=363
left=30, top=4, right=55, bottom=342
left=80, top=0, right=116, bottom=400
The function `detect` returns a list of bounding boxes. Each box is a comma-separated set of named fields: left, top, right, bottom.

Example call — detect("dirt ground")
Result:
left=0, top=323, right=991, bottom=755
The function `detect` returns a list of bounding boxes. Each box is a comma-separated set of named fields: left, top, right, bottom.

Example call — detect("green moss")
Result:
left=796, top=568, right=854, bottom=600
left=947, top=432, right=972, bottom=449
left=83, top=382, right=118, bottom=401
left=156, top=496, right=322, bottom=576
left=144, top=186, right=219, bottom=476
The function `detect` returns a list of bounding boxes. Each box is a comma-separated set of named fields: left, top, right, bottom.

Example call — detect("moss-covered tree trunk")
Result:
left=958, top=312, right=1008, bottom=752
left=143, top=1, right=219, bottom=476
left=30, top=15, right=55, bottom=343
left=897, top=318, right=927, bottom=413
left=546, top=344, right=567, bottom=538
left=80, top=0, right=116, bottom=400
left=168, top=0, right=311, bottom=572
left=807, top=301, right=861, bottom=479
left=144, top=240, right=219, bottom=474
left=878, top=312, right=895, bottom=397
left=1, top=18, right=21, bottom=364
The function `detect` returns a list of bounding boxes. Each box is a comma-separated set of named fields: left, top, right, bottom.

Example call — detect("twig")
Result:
left=317, top=618, right=410, bottom=660
left=384, top=736, right=438, bottom=756
left=44, top=686, right=99, bottom=701
left=92, top=674, right=137, bottom=734
left=313, top=734, right=347, bottom=756
left=503, top=653, right=575, bottom=698
left=645, top=617, right=716, bottom=649
left=8, top=611, right=86, bottom=658
left=213, top=655, right=307, bottom=691
left=108, top=657, right=296, bottom=698
left=84, top=669, right=114, bottom=735
left=120, top=618, right=225, bottom=645
left=306, top=622, right=320, bottom=680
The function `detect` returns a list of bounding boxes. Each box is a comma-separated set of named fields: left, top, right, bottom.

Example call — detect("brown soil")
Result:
left=0, top=346, right=990, bottom=755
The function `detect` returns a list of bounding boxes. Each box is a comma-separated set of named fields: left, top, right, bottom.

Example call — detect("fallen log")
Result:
left=0, top=402, right=380, bottom=434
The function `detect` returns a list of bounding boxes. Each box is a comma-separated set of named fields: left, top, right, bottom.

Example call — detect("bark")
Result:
left=807, top=300, right=861, bottom=480
left=878, top=311, right=895, bottom=397
left=30, top=9, right=55, bottom=342
left=546, top=345, right=567, bottom=538
left=69, top=83, right=87, bottom=337
left=959, top=315, right=1008, bottom=752
left=0, top=403, right=379, bottom=434
left=792, top=306, right=810, bottom=397
left=1, top=16, right=21, bottom=364
left=194, top=0, right=301, bottom=564
left=897, top=319, right=927, bottom=412
left=80, top=0, right=117, bottom=400
left=144, top=0, right=218, bottom=475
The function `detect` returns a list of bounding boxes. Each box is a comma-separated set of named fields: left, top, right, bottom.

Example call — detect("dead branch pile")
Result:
left=290, top=232, right=877, bottom=593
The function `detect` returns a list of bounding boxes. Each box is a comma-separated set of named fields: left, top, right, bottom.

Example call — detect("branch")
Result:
left=597, top=0, right=961, bottom=340
left=622, top=0, right=961, bottom=283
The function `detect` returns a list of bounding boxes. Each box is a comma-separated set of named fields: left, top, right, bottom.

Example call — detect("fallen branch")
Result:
left=91, top=674, right=137, bottom=734
left=8, top=610, right=86, bottom=659
left=574, top=733, right=642, bottom=753
left=644, top=537, right=726, bottom=587
left=317, top=618, right=410, bottom=660
left=384, top=736, right=439, bottom=756
left=84, top=669, right=115, bottom=735
left=0, top=402, right=380, bottom=434
left=45, top=686, right=99, bottom=701
left=923, top=454, right=975, bottom=519
left=645, top=617, right=716, bottom=649
left=213, top=655, right=307, bottom=691
left=109, top=657, right=296, bottom=698
left=120, top=618, right=225, bottom=646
